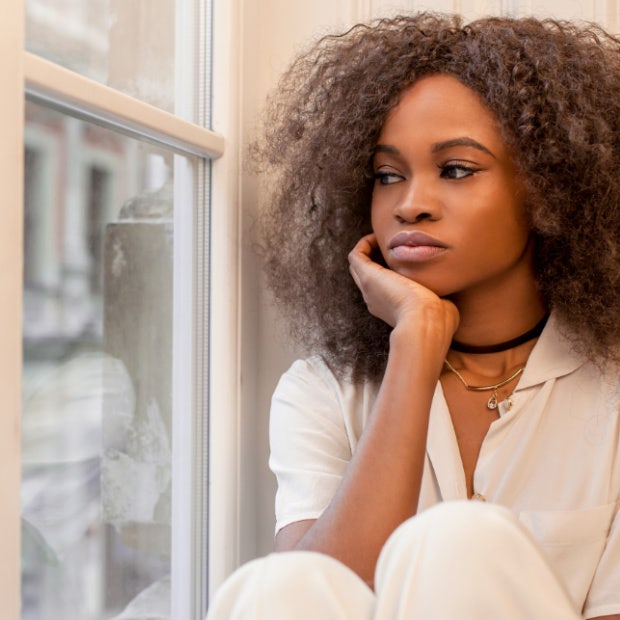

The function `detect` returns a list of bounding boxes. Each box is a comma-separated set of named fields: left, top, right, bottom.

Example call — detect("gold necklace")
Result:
left=443, top=359, right=524, bottom=410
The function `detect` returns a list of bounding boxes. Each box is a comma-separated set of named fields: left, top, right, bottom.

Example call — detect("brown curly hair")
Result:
left=255, top=13, right=620, bottom=381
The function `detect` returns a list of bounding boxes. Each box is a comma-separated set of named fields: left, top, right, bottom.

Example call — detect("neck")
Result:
left=446, top=267, right=546, bottom=377
left=451, top=313, right=548, bottom=354
left=449, top=265, right=546, bottom=349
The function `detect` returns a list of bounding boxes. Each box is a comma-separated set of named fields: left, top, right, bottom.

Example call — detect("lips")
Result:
left=389, top=231, right=446, bottom=249
left=388, top=231, right=448, bottom=262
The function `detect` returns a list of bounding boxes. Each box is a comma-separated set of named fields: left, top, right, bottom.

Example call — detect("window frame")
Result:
left=1, top=0, right=240, bottom=618
left=1, top=1, right=24, bottom=617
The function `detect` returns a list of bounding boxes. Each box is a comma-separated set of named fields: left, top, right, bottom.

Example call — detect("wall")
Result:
left=239, top=0, right=378, bottom=565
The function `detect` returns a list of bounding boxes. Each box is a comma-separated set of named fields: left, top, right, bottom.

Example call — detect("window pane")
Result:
left=25, top=0, right=205, bottom=119
left=21, top=100, right=196, bottom=620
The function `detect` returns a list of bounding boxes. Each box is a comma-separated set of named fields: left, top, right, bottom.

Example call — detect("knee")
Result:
left=376, top=501, right=527, bottom=586
left=388, top=500, right=520, bottom=552
left=373, top=503, right=579, bottom=619
left=207, top=551, right=373, bottom=620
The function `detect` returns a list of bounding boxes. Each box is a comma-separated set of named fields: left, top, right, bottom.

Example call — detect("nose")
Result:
left=394, top=178, right=441, bottom=223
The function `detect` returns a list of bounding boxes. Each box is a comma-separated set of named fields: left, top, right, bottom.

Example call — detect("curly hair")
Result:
left=255, top=13, right=620, bottom=382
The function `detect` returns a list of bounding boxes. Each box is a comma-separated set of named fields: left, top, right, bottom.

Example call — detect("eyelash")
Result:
left=373, top=162, right=480, bottom=185
left=439, top=161, right=480, bottom=180
left=373, top=171, right=404, bottom=185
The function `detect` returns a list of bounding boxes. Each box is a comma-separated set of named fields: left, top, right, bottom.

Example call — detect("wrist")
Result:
left=386, top=323, right=449, bottom=388
left=390, top=304, right=458, bottom=349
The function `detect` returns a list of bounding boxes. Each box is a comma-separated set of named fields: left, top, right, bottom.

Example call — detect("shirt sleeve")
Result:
left=269, top=357, right=352, bottom=535
left=583, top=501, right=620, bottom=619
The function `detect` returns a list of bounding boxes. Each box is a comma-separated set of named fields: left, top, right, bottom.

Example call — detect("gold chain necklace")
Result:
left=443, top=359, right=524, bottom=410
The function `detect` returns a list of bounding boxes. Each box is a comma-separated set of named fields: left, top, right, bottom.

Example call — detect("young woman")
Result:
left=208, top=14, right=620, bottom=619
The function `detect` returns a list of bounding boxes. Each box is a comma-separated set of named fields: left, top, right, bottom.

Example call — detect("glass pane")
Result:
left=25, top=0, right=204, bottom=119
left=21, top=100, right=195, bottom=620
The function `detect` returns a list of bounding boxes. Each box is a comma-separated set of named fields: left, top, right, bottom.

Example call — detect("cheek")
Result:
left=369, top=196, right=379, bottom=228
left=476, top=205, right=532, bottom=261
left=478, top=183, right=528, bottom=234
left=502, top=197, right=531, bottom=245
left=370, top=212, right=391, bottom=258
left=369, top=205, right=381, bottom=238
left=475, top=213, right=527, bottom=250
left=370, top=194, right=391, bottom=232
left=368, top=208, right=392, bottom=264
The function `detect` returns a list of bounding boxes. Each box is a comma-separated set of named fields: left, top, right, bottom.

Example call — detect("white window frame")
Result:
left=0, top=0, right=243, bottom=618
left=1, top=2, right=24, bottom=616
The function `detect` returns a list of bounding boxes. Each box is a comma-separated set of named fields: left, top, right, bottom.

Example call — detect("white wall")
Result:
left=239, top=0, right=368, bottom=565
left=237, top=0, right=620, bottom=567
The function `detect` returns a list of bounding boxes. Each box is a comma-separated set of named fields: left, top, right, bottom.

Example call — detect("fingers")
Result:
left=348, top=234, right=407, bottom=326
left=351, top=233, right=378, bottom=255
left=348, top=233, right=378, bottom=269
left=348, top=234, right=382, bottom=285
left=347, top=234, right=460, bottom=338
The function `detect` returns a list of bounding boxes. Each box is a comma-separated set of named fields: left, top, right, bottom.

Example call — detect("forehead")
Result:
left=378, top=74, right=505, bottom=150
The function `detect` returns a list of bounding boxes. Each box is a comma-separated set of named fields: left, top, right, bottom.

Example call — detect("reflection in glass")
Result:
left=25, top=0, right=177, bottom=113
left=22, top=101, right=190, bottom=619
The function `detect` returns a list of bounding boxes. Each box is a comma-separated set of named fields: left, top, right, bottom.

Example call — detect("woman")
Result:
left=209, top=14, right=620, bottom=619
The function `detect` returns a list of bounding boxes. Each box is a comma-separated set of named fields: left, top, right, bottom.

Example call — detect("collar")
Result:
left=516, top=312, right=585, bottom=391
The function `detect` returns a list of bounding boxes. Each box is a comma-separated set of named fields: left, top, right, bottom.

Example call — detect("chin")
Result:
left=392, top=267, right=453, bottom=297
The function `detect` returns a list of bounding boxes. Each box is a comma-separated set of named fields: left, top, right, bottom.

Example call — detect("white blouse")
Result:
left=269, top=315, right=620, bottom=619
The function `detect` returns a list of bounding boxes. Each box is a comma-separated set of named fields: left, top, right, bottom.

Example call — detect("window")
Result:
left=0, top=0, right=238, bottom=618
left=21, top=101, right=201, bottom=620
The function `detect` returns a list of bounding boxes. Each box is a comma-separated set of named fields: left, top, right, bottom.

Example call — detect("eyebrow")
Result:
left=373, top=137, right=496, bottom=158
left=374, top=144, right=400, bottom=155
left=431, top=137, right=495, bottom=158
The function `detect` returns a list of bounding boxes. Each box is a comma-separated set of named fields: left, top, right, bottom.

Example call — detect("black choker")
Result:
left=450, top=313, right=550, bottom=354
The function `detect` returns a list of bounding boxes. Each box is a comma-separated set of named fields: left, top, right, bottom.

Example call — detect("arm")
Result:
left=275, top=234, right=459, bottom=586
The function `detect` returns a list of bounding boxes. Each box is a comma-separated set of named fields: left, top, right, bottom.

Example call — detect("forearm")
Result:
left=291, top=321, right=450, bottom=584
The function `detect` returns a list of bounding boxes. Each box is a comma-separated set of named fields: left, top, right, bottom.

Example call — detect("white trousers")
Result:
left=206, top=501, right=582, bottom=619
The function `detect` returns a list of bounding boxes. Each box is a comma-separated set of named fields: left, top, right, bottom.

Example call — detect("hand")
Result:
left=348, top=234, right=459, bottom=336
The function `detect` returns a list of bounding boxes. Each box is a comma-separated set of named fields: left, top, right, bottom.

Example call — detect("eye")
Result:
left=439, top=162, right=479, bottom=180
left=373, top=171, right=405, bottom=185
